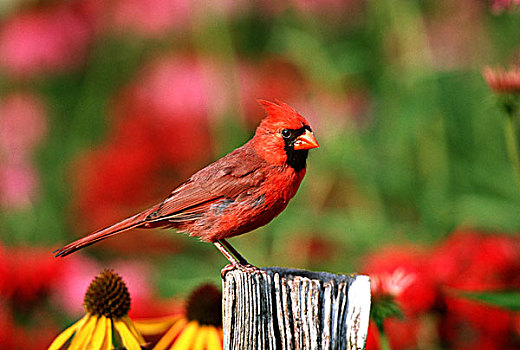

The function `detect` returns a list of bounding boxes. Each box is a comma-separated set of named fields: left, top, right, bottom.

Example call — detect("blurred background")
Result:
left=0, top=0, right=519, bottom=349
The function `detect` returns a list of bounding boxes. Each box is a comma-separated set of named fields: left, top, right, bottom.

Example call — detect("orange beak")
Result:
left=293, top=129, right=319, bottom=150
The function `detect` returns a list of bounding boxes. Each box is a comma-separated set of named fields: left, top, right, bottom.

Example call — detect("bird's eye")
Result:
left=281, top=129, right=291, bottom=139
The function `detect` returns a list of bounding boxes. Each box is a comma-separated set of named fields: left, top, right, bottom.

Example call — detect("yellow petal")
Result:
left=114, top=319, right=142, bottom=350
left=206, top=327, right=223, bottom=350
left=69, top=315, right=97, bottom=350
left=87, top=316, right=107, bottom=349
left=47, top=318, right=82, bottom=350
left=152, top=318, right=187, bottom=350
left=134, top=315, right=181, bottom=335
left=122, top=316, right=146, bottom=344
left=170, top=321, right=199, bottom=350
left=75, top=314, right=90, bottom=330
left=101, top=318, right=112, bottom=350
left=192, top=326, right=209, bottom=350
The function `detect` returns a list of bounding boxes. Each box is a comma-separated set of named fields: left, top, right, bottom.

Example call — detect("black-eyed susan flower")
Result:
left=48, top=269, right=147, bottom=350
left=134, top=283, right=223, bottom=350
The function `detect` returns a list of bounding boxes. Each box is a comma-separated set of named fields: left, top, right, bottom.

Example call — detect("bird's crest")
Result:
left=257, top=99, right=310, bottom=130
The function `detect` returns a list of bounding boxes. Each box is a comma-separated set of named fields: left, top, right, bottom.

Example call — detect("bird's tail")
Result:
left=54, top=211, right=150, bottom=257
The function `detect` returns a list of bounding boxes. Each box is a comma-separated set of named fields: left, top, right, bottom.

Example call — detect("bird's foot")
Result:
left=221, top=263, right=259, bottom=279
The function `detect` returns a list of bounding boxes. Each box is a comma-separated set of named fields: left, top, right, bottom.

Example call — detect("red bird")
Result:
left=54, top=100, right=319, bottom=269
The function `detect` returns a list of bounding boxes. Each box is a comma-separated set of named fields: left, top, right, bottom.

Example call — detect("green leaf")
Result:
left=460, top=291, right=520, bottom=311
left=370, top=294, right=404, bottom=328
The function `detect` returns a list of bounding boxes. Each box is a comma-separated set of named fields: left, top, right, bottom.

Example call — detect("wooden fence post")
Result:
left=222, top=267, right=371, bottom=350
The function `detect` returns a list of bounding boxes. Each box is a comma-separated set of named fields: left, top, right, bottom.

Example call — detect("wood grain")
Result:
left=222, top=267, right=371, bottom=350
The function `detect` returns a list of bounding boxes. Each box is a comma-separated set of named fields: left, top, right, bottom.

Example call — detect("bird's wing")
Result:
left=54, top=145, right=267, bottom=257
left=145, top=145, right=267, bottom=223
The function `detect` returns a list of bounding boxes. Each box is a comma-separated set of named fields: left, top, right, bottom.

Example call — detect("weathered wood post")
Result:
left=222, top=267, right=371, bottom=350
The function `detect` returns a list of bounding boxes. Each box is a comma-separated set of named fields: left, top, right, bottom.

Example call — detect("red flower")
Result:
left=430, top=231, right=520, bottom=290
left=442, top=296, right=514, bottom=340
left=1, top=245, right=64, bottom=306
left=73, top=142, right=159, bottom=226
left=515, top=314, right=520, bottom=336
left=0, top=309, right=17, bottom=349
left=0, top=308, right=59, bottom=350
left=431, top=231, right=520, bottom=347
left=363, top=246, right=437, bottom=315
left=70, top=55, right=223, bottom=253
left=365, top=317, right=421, bottom=350
left=439, top=308, right=515, bottom=350
left=0, top=243, right=63, bottom=349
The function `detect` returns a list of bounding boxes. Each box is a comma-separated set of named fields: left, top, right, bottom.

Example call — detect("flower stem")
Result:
left=503, top=107, right=520, bottom=193
left=376, top=321, right=392, bottom=350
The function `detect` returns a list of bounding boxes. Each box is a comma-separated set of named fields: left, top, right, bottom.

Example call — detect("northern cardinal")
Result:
left=54, top=100, right=319, bottom=269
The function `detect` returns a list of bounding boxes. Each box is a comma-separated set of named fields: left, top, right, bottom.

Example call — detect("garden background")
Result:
left=0, top=0, right=519, bottom=349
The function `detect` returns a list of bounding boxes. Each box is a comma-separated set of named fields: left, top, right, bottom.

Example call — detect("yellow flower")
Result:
left=135, top=284, right=223, bottom=350
left=48, top=269, right=146, bottom=350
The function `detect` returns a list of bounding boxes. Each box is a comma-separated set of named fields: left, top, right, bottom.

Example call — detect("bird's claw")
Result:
left=221, top=263, right=259, bottom=279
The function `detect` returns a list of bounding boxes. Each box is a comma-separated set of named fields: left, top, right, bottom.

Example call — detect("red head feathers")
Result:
left=253, top=99, right=318, bottom=169
left=256, top=99, right=311, bottom=133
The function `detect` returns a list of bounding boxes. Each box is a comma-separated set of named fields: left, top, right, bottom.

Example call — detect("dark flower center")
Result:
left=185, top=284, right=222, bottom=326
left=83, top=269, right=131, bottom=319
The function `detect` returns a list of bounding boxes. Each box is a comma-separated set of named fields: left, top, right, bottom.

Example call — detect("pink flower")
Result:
left=53, top=256, right=154, bottom=317
left=0, top=1, right=95, bottom=78
left=483, top=66, right=520, bottom=94
left=51, top=255, right=100, bottom=316
left=0, top=162, right=39, bottom=209
left=108, top=0, right=252, bottom=37
left=0, top=93, right=47, bottom=161
left=120, top=55, right=222, bottom=123
left=491, top=0, right=520, bottom=12
left=0, top=92, right=47, bottom=209
left=109, top=0, right=192, bottom=37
